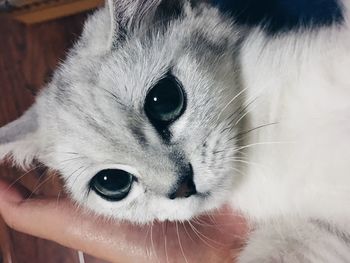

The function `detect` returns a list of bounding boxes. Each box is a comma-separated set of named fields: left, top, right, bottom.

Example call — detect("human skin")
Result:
left=0, top=179, right=248, bottom=263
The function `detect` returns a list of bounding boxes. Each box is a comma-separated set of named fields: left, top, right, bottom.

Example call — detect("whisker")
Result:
left=192, top=217, right=220, bottom=228
left=100, top=87, right=127, bottom=108
left=150, top=223, right=160, bottom=263
left=230, top=122, right=279, bottom=141
left=206, top=212, right=218, bottom=226
left=234, top=101, right=257, bottom=127
left=183, top=221, right=195, bottom=243
left=144, top=223, right=152, bottom=250
left=58, top=156, right=88, bottom=165
left=58, top=151, right=79, bottom=155
left=62, top=165, right=86, bottom=183
left=223, top=166, right=246, bottom=177
left=2, top=163, right=45, bottom=196
left=162, top=222, right=170, bottom=263
left=228, top=97, right=258, bottom=128
left=223, top=158, right=264, bottom=168
left=234, top=141, right=294, bottom=152
left=25, top=169, right=53, bottom=200
left=188, top=221, right=218, bottom=250
left=69, top=166, right=91, bottom=188
left=176, top=221, right=189, bottom=263
left=56, top=190, right=63, bottom=206
left=216, top=88, right=247, bottom=121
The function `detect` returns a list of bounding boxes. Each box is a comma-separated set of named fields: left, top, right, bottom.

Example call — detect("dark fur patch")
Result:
left=185, top=29, right=229, bottom=62
left=53, top=77, right=71, bottom=101
left=130, top=124, right=148, bottom=146
left=311, top=219, right=350, bottom=246
left=212, top=0, right=344, bottom=34
left=190, top=0, right=210, bottom=8
left=113, top=0, right=186, bottom=47
left=154, top=0, right=184, bottom=23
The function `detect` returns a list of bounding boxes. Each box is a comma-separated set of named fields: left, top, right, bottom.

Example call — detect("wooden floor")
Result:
left=0, top=13, right=108, bottom=263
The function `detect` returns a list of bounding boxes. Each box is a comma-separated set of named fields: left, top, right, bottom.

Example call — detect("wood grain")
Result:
left=10, top=0, right=104, bottom=24
left=0, top=13, right=108, bottom=263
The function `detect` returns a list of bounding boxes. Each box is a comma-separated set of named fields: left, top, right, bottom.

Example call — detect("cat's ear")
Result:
left=80, top=0, right=187, bottom=53
left=0, top=105, right=41, bottom=168
left=105, top=0, right=187, bottom=48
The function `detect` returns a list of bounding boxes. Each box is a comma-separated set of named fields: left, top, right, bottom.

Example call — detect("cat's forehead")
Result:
left=46, top=4, right=240, bottom=143
left=98, top=40, right=175, bottom=103
left=104, top=10, right=233, bottom=72
left=53, top=4, right=238, bottom=103
left=97, top=27, right=236, bottom=99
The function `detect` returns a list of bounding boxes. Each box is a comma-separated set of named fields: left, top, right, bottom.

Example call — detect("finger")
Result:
left=0, top=179, right=151, bottom=263
left=0, top=178, right=248, bottom=263
left=0, top=177, right=33, bottom=202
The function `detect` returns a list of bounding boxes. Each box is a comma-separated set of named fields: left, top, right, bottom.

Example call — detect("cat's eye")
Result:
left=90, top=169, right=133, bottom=201
left=145, top=74, right=185, bottom=124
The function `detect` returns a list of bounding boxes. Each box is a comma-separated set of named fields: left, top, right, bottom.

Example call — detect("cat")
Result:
left=1, top=0, right=350, bottom=261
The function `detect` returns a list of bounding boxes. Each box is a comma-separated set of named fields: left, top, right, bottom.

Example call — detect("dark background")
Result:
left=212, top=0, right=344, bottom=34
left=0, top=12, right=108, bottom=263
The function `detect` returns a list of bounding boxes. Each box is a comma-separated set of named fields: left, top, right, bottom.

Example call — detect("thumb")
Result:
left=0, top=178, right=151, bottom=263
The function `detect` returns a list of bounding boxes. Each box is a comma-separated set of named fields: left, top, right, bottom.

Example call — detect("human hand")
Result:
left=0, top=178, right=248, bottom=263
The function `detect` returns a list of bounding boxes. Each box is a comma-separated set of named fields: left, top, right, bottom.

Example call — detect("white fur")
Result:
left=1, top=0, right=350, bottom=261
left=231, top=3, right=350, bottom=261
left=233, top=24, right=350, bottom=223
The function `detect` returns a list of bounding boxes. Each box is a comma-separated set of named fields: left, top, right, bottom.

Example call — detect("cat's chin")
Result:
left=153, top=197, right=231, bottom=223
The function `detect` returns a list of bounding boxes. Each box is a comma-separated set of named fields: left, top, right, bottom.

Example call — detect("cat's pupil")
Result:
left=90, top=169, right=133, bottom=201
left=145, top=74, right=185, bottom=124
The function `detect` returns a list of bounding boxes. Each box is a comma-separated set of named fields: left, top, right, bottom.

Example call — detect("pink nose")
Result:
left=168, top=170, right=197, bottom=199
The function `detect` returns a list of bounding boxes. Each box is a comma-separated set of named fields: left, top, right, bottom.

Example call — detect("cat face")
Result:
left=0, top=0, right=244, bottom=223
